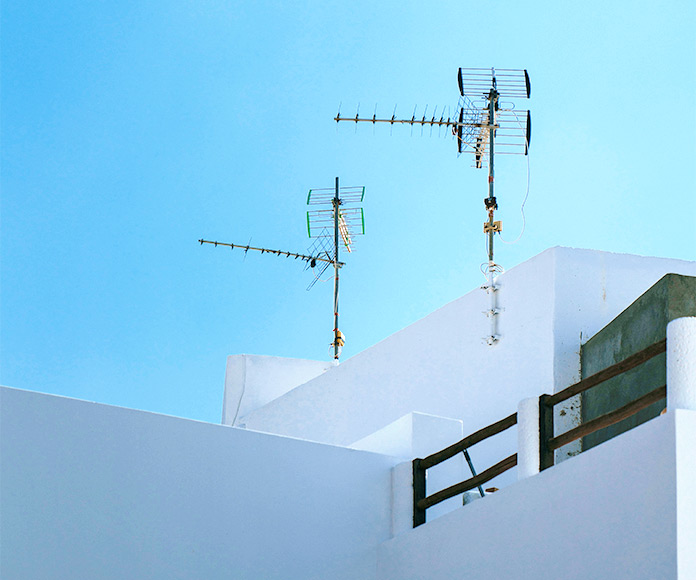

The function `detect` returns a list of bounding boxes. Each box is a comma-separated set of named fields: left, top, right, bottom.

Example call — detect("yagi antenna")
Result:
left=307, top=178, right=366, bottom=362
left=198, top=239, right=343, bottom=268
left=335, top=67, right=531, bottom=345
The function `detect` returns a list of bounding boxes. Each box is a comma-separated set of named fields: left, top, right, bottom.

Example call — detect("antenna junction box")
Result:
left=483, top=221, right=502, bottom=233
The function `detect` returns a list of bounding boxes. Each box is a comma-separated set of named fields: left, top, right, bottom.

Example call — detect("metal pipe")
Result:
left=462, top=449, right=486, bottom=497
left=485, top=73, right=500, bottom=345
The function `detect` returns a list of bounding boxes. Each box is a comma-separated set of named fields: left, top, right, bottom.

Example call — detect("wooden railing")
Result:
left=412, top=412, right=517, bottom=527
left=411, top=338, right=668, bottom=528
left=538, top=338, right=667, bottom=470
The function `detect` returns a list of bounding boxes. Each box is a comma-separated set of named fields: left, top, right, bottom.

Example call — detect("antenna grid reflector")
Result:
left=456, top=107, right=531, bottom=165
left=307, top=186, right=365, bottom=205
left=458, top=68, right=531, bottom=99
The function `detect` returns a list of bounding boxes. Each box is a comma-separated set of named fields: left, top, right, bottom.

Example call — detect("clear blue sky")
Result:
left=2, top=0, right=695, bottom=423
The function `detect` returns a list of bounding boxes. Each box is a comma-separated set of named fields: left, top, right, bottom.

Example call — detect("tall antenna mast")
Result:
left=307, top=178, right=366, bottom=361
left=335, top=67, right=531, bottom=344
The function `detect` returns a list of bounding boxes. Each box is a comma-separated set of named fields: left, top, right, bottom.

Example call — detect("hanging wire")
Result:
left=497, top=106, right=531, bottom=245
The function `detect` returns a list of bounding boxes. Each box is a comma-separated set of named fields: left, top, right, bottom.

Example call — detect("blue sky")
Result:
left=2, top=0, right=695, bottom=423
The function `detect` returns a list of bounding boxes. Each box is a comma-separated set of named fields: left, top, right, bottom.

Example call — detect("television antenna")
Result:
left=199, top=177, right=365, bottom=363
left=334, top=67, right=531, bottom=344
left=307, top=177, right=366, bottom=361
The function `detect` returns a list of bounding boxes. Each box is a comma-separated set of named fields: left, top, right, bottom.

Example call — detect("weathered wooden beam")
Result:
left=417, top=454, right=518, bottom=511
left=412, top=459, right=427, bottom=528
left=548, top=385, right=666, bottom=451
left=539, top=394, right=555, bottom=471
left=420, top=412, right=517, bottom=470
left=546, top=339, right=666, bottom=407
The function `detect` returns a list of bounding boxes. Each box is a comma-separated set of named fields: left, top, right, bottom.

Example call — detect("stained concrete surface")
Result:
left=581, top=274, right=696, bottom=449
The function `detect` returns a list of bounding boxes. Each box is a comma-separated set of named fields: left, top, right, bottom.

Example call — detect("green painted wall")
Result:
left=580, top=274, right=696, bottom=449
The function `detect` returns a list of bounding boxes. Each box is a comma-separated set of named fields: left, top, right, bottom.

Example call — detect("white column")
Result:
left=517, top=397, right=541, bottom=479
left=391, top=461, right=414, bottom=537
left=667, top=317, right=696, bottom=411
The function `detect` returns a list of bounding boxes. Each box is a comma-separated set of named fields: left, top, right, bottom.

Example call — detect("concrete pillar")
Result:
left=667, top=317, right=696, bottom=411
left=517, top=397, right=541, bottom=479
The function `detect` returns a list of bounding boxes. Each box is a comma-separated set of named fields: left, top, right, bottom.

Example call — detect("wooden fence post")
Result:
left=412, top=458, right=426, bottom=527
left=539, top=394, right=554, bottom=471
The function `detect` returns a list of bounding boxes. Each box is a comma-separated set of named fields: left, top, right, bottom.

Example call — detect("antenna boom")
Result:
left=334, top=114, right=491, bottom=130
left=198, top=239, right=344, bottom=267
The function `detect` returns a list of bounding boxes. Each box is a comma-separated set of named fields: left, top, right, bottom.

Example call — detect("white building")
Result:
left=2, top=246, right=696, bottom=579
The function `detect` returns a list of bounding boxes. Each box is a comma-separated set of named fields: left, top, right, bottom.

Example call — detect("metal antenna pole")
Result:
left=307, top=181, right=365, bottom=362
left=486, top=74, right=498, bottom=266
left=483, top=72, right=501, bottom=345
left=333, top=176, right=340, bottom=361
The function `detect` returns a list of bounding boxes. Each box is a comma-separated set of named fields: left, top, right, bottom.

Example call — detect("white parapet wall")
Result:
left=0, top=386, right=398, bottom=580
left=675, top=411, right=696, bottom=578
left=377, top=410, right=691, bottom=580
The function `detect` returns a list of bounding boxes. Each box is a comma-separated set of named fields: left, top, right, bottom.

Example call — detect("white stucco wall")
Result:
left=378, top=411, right=685, bottom=580
left=0, top=386, right=397, bottom=580
left=240, top=248, right=696, bottom=480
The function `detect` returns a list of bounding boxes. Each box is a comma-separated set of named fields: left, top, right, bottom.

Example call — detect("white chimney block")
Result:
left=667, top=317, right=696, bottom=412
left=517, top=396, right=541, bottom=479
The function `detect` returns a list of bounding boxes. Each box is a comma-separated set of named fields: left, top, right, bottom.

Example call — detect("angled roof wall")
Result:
left=240, top=248, right=696, bottom=462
